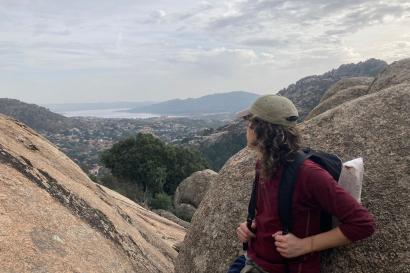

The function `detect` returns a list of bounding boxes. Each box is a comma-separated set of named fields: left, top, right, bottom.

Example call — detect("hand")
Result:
left=272, top=231, right=310, bottom=258
left=236, top=221, right=256, bottom=243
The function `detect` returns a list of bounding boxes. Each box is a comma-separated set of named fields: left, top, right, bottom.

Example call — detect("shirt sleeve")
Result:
left=302, top=161, right=376, bottom=242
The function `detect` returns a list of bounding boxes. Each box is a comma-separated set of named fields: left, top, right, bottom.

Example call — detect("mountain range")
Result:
left=125, top=59, right=387, bottom=119
left=44, top=101, right=155, bottom=113
left=125, top=91, right=260, bottom=115
left=278, top=58, right=387, bottom=119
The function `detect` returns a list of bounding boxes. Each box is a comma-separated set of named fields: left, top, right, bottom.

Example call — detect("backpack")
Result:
left=243, top=148, right=361, bottom=251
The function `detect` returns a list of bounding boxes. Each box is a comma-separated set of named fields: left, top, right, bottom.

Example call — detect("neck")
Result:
left=248, top=145, right=263, bottom=159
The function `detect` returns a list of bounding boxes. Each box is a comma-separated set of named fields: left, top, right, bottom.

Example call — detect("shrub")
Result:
left=149, top=192, right=172, bottom=210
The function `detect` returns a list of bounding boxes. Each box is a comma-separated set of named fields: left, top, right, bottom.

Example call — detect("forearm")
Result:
left=302, top=227, right=351, bottom=254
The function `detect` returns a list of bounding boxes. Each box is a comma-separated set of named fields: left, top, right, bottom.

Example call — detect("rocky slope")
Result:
left=175, top=59, right=409, bottom=273
left=320, top=77, right=374, bottom=102
left=187, top=119, right=247, bottom=171
left=278, top=58, right=386, bottom=119
left=305, top=85, right=369, bottom=120
left=0, top=114, right=185, bottom=273
left=300, top=83, right=410, bottom=273
left=368, top=58, right=410, bottom=93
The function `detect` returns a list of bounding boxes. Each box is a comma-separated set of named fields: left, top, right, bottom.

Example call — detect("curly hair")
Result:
left=246, top=115, right=301, bottom=179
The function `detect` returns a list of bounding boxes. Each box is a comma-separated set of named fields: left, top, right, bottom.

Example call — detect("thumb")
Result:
left=251, top=220, right=257, bottom=229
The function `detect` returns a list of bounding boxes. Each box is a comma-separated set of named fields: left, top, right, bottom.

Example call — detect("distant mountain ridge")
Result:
left=126, top=91, right=260, bottom=115
left=278, top=58, right=387, bottom=119
left=0, top=98, right=82, bottom=133
left=44, top=101, right=155, bottom=112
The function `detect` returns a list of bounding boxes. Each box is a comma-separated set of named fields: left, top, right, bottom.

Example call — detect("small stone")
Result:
left=52, top=235, right=64, bottom=244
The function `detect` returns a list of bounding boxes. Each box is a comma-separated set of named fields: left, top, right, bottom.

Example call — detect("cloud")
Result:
left=240, top=38, right=290, bottom=48
left=142, top=9, right=167, bottom=24
left=171, top=47, right=259, bottom=76
left=204, top=0, right=410, bottom=40
left=0, top=0, right=409, bottom=103
left=324, top=2, right=410, bottom=36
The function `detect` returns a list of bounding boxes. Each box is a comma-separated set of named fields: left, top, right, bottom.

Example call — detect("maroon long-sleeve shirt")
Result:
left=247, top=160, right=376, bottom=273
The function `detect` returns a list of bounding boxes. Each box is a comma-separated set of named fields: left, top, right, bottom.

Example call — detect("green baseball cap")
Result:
left=237, top=94, right=299, bottom=126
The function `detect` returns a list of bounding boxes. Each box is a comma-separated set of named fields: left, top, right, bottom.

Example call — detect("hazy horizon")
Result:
left=1, top=0, right=409, bottom=104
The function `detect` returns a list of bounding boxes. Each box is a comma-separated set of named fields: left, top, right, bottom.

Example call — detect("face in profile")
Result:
left=246, top=121, right=258, bottom=149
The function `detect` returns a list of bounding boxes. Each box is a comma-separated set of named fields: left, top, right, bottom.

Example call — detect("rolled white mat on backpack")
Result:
left=338, top=158, right=364, bottom=203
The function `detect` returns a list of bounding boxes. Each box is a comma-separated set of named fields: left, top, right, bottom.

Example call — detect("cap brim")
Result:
left=235, top=108, right=251, bottom=119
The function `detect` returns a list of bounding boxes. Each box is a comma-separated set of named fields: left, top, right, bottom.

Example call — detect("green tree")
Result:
left=141, top=161, right=167, bottom=201
left=163, top=145, right=209, bottom=194
left=100, top=134, right=164, bottom=199
left=100, top=133, right=208, bottom=204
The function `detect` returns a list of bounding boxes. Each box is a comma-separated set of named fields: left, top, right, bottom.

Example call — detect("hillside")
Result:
left=278, top=58, right=387, bottom=119
left=0, top=98, right=83, bottom=133
left=185, top=120, right=246, bottom=171
left=127, top=91, right=259, bottom=115
left=0, top=113, right=185, bottom=272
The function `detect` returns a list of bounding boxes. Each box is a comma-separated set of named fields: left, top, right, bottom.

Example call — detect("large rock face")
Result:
left=174, top=169, right=218, bottom=220
left=320, top=77, right=373, bottom=102
left=305, top=85, right=369, bottom=120
left=299, top=83, right=410, bottom=273
left=0, top=114, right=185, bottom=273
left=368, top=58, right=410, bottom=93
left=175, top=61, right=409, bottom=273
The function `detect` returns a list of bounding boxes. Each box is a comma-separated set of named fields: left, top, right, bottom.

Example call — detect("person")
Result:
left=229, top=95, right=376, bottom=273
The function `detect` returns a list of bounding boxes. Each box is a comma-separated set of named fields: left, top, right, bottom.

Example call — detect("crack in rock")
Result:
left=0, top=146, right=159, bottom=272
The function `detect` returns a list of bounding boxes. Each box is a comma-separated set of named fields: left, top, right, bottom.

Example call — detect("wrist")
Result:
left=301, top=236, right=315, bottom=254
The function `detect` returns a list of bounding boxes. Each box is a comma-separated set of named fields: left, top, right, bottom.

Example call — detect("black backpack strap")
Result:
left=279, top=151, right=311, bottom=273
left=278, top=150, right=311, bottom=234
left=243, top=168, right=260, bottom=251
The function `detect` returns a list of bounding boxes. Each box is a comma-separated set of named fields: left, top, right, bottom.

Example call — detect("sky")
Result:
left=0, top=0, right=409, bottom=104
